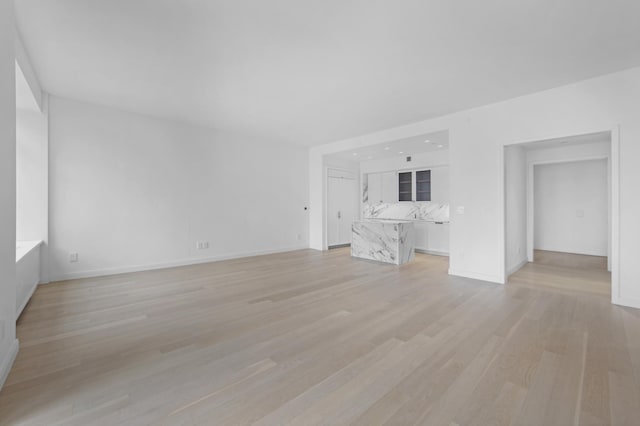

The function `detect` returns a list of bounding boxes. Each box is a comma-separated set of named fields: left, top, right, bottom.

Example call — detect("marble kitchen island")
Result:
left=351, top=220, right=415, bottom=265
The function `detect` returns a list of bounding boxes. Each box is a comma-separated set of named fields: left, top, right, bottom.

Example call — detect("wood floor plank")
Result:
left=0, top=247, right=636, bottom=425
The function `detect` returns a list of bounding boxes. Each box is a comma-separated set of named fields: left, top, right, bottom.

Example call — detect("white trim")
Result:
left=322, top=166, right=329, bottom=250
left=0, top=339, right=19, bottom=391
left=50, top=245, right=308, bottom=282
left=498, top=144, right=507, bottom=284
left=506, top=259, right=529, bottom=277
left=610, top=127, right=621, bottom=305
left=613, top=296, right=640, bottom=310
left=448, top=268, right=504, bottom=285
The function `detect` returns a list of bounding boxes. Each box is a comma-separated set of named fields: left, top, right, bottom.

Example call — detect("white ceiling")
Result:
left=326, top=130, right=448, bottom=163
left=15, top=0, right=640, bottom=146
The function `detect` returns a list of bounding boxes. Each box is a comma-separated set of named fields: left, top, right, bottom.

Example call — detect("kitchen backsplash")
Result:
left=363, top=201, right=450, bottom=222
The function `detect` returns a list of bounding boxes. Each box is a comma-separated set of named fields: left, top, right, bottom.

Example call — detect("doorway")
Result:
left=504, top=130, right=617, bottom=298
left=327, top=169, right=358, bottom=248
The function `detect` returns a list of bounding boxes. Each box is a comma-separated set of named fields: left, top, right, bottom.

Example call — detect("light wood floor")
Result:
left=509, top=250, right=611, bottom=296
left=1, top=248, right=639, bottom=425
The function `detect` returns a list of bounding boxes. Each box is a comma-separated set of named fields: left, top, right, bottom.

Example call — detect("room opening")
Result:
left=322, top=130, right=451, bottom=267
left=504, top=131, right=613, bottom=296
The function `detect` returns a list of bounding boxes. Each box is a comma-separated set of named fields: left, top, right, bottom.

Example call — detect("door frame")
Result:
left=501, top=127, right=620, bottom=306
left=325, top=167, right=359, bottom=250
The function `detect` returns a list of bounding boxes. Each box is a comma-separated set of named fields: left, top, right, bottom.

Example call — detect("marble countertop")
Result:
left=355, top=219, right=414, bottom=224
left=356, top=218, right=448, bottom=224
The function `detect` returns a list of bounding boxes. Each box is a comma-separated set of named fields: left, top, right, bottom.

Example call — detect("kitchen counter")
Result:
left=351, top=220, right=415, bottom=265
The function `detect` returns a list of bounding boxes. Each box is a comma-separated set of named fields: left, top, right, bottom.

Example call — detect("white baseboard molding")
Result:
left=448, top=268, right=504, bottom=285
left=506, top=259, right=529, bottom=277
left=50, top=244, right=309, bottom=282
left=415, top=249, right=449, bottom=257
left=0, top=339, right=19, bottom=391
left=328, top=243, right=351, bottom=249
left=612, top=295, right=640, bottom=310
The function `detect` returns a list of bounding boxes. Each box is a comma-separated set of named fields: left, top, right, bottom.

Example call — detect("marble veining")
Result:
left=363, top=201, right=449, bottom=222
left=351, top=220, right=415, bottom=265
left=362, top=180, right=368, bottom=203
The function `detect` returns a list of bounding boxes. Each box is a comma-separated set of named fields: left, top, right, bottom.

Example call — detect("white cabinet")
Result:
left=414, top=222, right=429, bottom=250
left=414, top=222, right=449, bottom=255
left=367, top=172, right=397, bottom=203
left=427, top=222, right=450, bottom=254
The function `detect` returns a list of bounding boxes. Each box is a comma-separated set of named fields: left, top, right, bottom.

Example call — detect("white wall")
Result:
left=534, top=159, right=608, bottom=256
left=505, top=145, right=527, bottom=275
left=0, top=0, right=19, bottom=389
left=16, top=100, right=49, bottom=282
left=14, top=30, right=42, bottom=111
left=310, top=66, right=640, bottom=309
left=360, top=149, right=449, bottom=174
left=48, top=96, right=309, bottom=281
left=525, top=140, right=611, bottom=263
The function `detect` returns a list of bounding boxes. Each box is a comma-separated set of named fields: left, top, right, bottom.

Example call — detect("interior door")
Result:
left=338, top=178, right=357, bottom=245
left=327, top=176, right=341, bottom=246
left=327, top=174, right=357, bottom=247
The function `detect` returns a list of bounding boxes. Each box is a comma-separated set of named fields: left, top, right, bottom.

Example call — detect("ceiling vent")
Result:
left=406, top=156, right=412, bottom=162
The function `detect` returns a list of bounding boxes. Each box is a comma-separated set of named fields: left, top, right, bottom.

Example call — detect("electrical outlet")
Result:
left=69, top=252, right=79, bottom=262
left=297, top=233, right=302, bottom=240
left=196, top=241, right=209, bottom=249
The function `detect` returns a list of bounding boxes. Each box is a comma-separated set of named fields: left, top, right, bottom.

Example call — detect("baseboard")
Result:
left=415, top=249, right=449, bottom=257
left=50, top=244, right=309, bottom=282
left=0, top=339, right=19, bottom=391
left=448, top=268, right=504, bottom=285
left=328, top=243, right=351, bottom=249
left=506, top=259, right=529, bottom=277
left=612, top=295, right=640, bottom=310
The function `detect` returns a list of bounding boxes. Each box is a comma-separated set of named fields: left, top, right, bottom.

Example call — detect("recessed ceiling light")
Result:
left=384, top=147, right=390, bottom=150
left=352, top=152, right=358, bottom=156
left=398, top=151, right=404, bottom=154
left=424, top=139, right=431, bottom=144
left=437, top=144, right=443, bottom=148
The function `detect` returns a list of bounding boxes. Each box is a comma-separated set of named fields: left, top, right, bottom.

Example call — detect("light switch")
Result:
left=576, top=209, right=584, bottom=218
